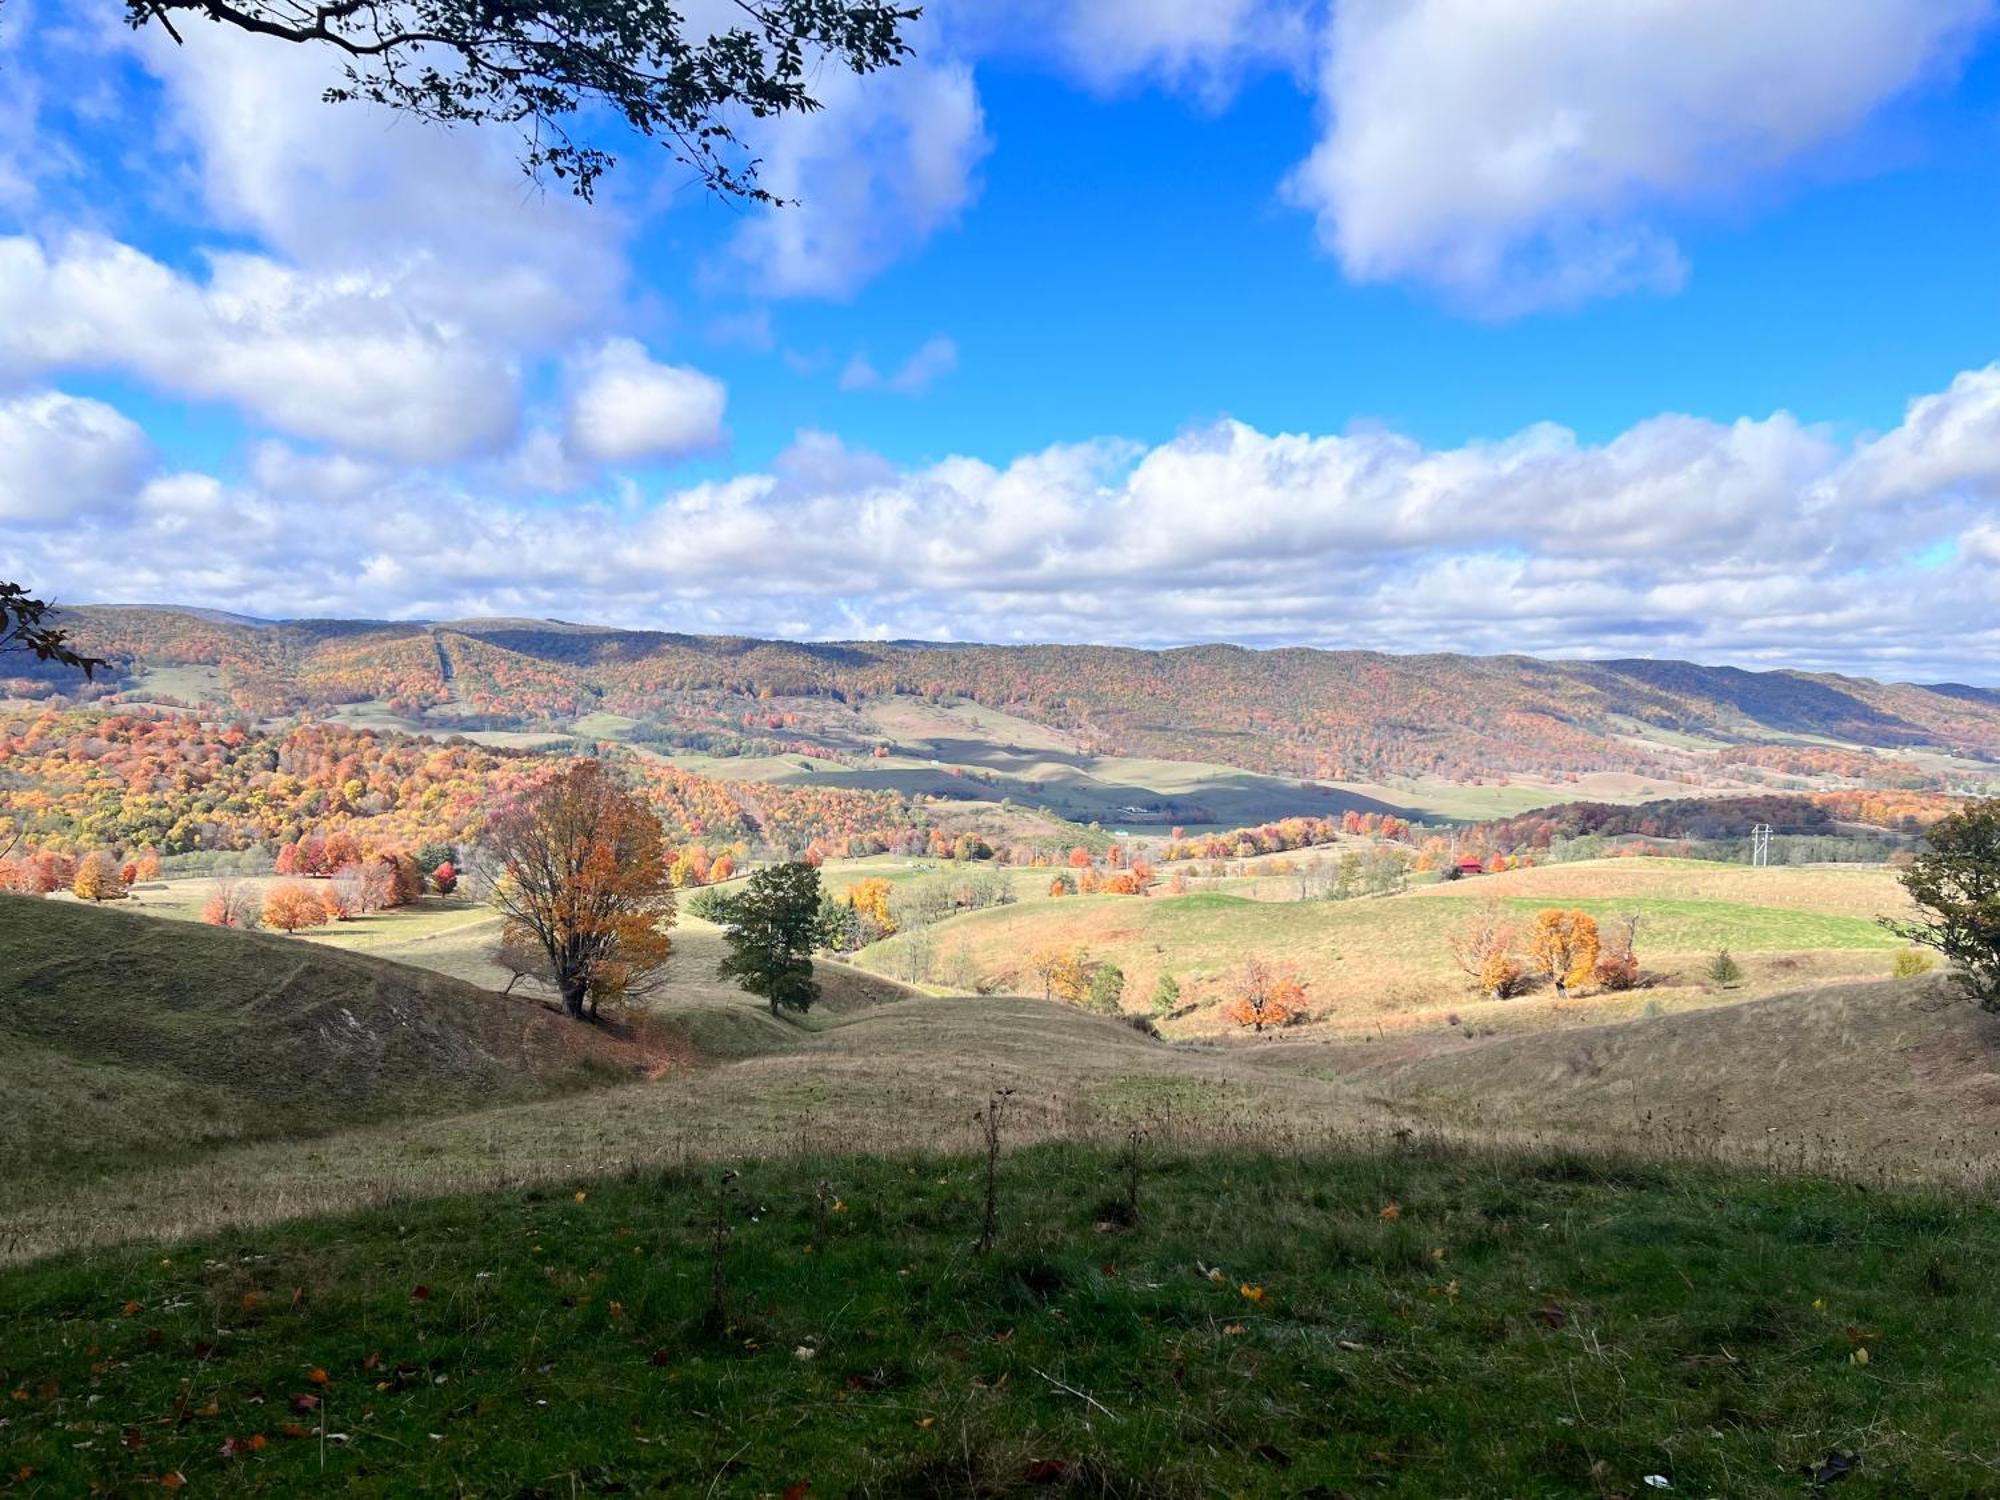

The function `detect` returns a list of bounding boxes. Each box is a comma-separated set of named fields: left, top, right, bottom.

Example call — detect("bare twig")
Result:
left=1030, top=1365, right=1120, bottom=1422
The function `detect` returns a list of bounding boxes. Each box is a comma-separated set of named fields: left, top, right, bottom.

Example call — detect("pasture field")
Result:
left=849, top=857, right=1914, bottom=1038
left=6, top=1141, right=1996, bottom=1497
left=0, top=895, right=632, bottom=1185
left=84, top=875, right=904, bottom=1061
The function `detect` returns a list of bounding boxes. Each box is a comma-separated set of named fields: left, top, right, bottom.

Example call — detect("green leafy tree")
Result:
left=1705, top=948, right=1743, bottom=988
left=1087, top=961, right=1125, bottom=1015
left=717, top=861, right=827, bottom=1016
left=1151, top=973, right=1181, bottom=1017
left=1883, top=799, right=2000, bottom=1010
left=125, top=1, right=918, bottom=203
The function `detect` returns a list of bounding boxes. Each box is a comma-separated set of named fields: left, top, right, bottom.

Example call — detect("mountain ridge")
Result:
left=16, top=604, right=2000, bottom=786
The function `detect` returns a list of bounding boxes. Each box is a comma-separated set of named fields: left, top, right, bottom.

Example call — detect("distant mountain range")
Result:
left=20, top=605, right=2000, bottom=786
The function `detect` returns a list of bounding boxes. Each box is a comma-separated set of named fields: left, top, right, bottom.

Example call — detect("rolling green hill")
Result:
left=0, top=894, right=639, bottom=1181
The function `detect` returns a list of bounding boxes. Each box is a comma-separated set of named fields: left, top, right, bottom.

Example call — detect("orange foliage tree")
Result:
left=263, top=881, right=330, bottom=933
left=201, top=879, right=259, bottom=929
left=1527, top=908, right=1601, bottom=994
left=1224, top=956, right=1308, bottom=1031
left=482, top=760, right=677, bottom=1020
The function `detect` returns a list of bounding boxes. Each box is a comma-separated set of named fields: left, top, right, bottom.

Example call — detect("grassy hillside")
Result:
left=120, top=875, right=926, bottom=1061
left=1363, top=972, right=2000, bottom=1178
left=0, top=895, right=638, bottom=1182
left=852, top=858, right=1914, bottom=1037
left=7, top=1142, right=2000, bottom=1495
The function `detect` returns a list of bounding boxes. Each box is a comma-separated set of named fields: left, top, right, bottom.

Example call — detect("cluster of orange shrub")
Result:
left=1036, top=844, right=1156, bottom=897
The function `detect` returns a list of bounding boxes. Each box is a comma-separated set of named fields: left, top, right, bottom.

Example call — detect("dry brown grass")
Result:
left=854, top=857, right=1911, bottom=1042
left=14, top=962, right=2000, bottom=1267
left=1353, top=972, right=2000, bottom=1183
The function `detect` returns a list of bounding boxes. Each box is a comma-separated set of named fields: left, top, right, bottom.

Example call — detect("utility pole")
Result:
left=1751, top=824, right=1772, bottom=868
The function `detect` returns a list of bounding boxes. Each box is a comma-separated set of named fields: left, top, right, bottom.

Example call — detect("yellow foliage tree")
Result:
left=72, top=850, right=126, bottom=902
left=1029, top=944, right=1093, bottom=1004
left=1527, top=908, right=1600, bottom=993
left=847, top=876, right=896, bottom=934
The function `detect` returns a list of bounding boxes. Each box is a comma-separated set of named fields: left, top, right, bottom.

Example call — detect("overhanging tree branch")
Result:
left=126, top=0, right=921, bottom=202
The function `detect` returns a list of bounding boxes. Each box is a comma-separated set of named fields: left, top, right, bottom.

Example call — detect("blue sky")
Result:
left=2, top=0, right=2000, bottom=680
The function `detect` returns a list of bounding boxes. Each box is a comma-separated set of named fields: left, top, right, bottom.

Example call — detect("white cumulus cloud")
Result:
left=562, top=339, right=728, bottom=466
left=1287, top=0, right=1994, bottom=312
left=13, top=363, right=2000, bottom=681
left=729, top=56, right=991, bottom=298
left=0, top=233, right=521, bottom=462
left=0, top=389, right=153, bottom=524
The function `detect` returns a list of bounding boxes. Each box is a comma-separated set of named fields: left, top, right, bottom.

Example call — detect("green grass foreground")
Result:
left=3, top=1145, right=1995, bottom=1496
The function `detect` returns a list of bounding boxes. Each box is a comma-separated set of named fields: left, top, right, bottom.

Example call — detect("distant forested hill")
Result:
left=16, top=605, right=2000, bottom=785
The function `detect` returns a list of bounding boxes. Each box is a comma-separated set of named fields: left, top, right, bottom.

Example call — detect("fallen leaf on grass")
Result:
left=1378, top=1204, right=1401, bottom=1221
left=1239, top=1285, right=1265, bottom=1303
left=1535, top=1305, right=1567, bottom=1329
left=289, top=1393, right=320, bottom=1413
left=782, top=1483, right=811, bottom=1500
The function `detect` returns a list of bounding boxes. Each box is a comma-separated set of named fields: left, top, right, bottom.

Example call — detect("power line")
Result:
left=1750, top=823, right=1772, bottom=867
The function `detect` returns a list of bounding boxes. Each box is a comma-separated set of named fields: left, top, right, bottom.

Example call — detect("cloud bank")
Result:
left=7, top=365, right=2000, bottom=681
